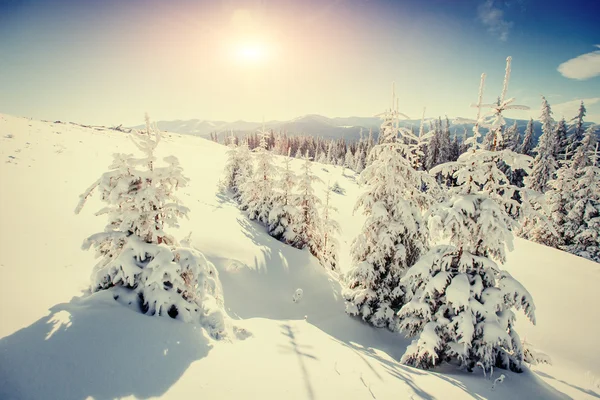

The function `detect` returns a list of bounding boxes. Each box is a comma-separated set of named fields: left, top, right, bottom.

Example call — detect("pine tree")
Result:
left=450, top=135, right=461, bottom=162
left=502, top=121, right=520, bottom=151
left=354, top=149, right=366, bottom=173
left=268, top=149, right=299, bottom=244
left=426, top=120, right=440, bottom=170
left=344, top=148, right=355, bottom=173
left=291, top=151, right=323, bottom=256
left=240, top=127, right=277, bottom=225
left=560, top=128, right=600, bottom=262
left=411, top=109, right=430, bottom=171
left=75, top=115, right=226, bottom=335
left=438, top=117, right=452, bottom=163
left=344, top=88, right=431, bottom=330
left=400, top=60, right=536, bottom=373
left=319, top=185, right=341, bottom=270
left=568, top=101, right=586, bottom=154
left=527, top=97, right=558, bottom=193
left=519, top=119, right=535, bottom=156
left=223, top=134, right=253, bottom=198
left=555, top=118, right=569, bottom=159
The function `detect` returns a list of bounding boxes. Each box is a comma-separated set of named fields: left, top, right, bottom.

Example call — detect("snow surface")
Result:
left=0, top=113, right=599, bottom=399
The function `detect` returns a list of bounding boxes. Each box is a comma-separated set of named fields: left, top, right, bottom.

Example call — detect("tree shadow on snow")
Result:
left=212, top=206, right=572, bottom=400
left=535, top=370, right=600, bottom=399
left=279, top=323, right=318, bottom=400
left=0, top=291, right=212, bottom=400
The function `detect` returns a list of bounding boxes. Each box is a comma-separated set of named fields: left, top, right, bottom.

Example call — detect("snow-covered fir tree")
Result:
left=527, top=97, right=558, bottom=193
left=555, top=118, right=569, bottom=159
left=344, top=148, right=355, bottom=174
left=438, top=117, right=452, bottom=164
left=224, top=134, right=253, bottom=199
left=502, top=120, right=520, bottom=152
left=344, top=88, right=431, bottom=330
left=410, top=108, right=431, bottom=171
left=426, top=119, right=441, bottom=170
left=319, top=184, right=341, bottom=270
left=399, top=61, right=536, bottom=373
left=75, top=115, right=226, bottom=336
left=268, top=149, right=299, bottom=244
left=553, top=127, right=600, bottom=262
left=519, top=119, right=535, bottom=156
left=239, top=127, right=277, bottom=225
left=291, top=151, right=323, bottom=256
left=568, top=101, right=587, bottom=154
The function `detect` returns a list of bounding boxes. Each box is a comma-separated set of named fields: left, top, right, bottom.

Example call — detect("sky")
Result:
left=0, top=0, right=599, bottom=126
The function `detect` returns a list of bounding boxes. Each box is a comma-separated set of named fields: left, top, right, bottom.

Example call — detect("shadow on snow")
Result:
left=0, top=291, right=212, bottom=400
left=210, top=200, right=575, bottom=400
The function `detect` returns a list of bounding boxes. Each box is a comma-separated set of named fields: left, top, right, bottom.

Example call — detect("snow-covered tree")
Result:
left=239, top=127, right=277, bottom=225
left=344, top=90, right=431, bottom=330
left=426, top=119, right=441, bottom=170
left=527, top=97, right=558, bottom=193
left=557, top=128, right=600, bottom=262
left=291, top=151, right=323, bottom=256
left=268, top=149, right=298, bottom=244
left=555, top=118, right=569, bottom=159
left=319, top=185, right=341, bottom=270
left=519, top=119, right=535, bottom=156
left=568, top=101, right=586, bottom=154
left=354, top=149, right=366, bottom=173
left=344, top=148, right=355, bottom=173
left=224, top=134, right=253, bottom=199
left=75, top=115, right=226, bottom=336
left=400, top=61, right=536, bottom=373
left=502, top=120, right=520, bottom=152
left=410, top=109, right=431, bottom=171
left=438, top=117, right=452, bottom=164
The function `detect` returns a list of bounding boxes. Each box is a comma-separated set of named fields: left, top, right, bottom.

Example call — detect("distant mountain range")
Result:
left=133, top=114, right=593, bottom=143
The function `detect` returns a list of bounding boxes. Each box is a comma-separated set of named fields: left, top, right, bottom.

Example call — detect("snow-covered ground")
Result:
left=0, top=113, right=598, bottom=399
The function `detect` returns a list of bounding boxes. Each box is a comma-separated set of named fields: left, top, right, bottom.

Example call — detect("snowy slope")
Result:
left=0, top=114, right=599, bottom=400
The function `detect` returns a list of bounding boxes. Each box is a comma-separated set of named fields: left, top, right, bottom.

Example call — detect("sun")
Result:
left=234, top=41, right=269, bottom=64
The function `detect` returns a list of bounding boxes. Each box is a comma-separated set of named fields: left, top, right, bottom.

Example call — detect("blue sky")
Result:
left=0, top=0, right=599, bottom=126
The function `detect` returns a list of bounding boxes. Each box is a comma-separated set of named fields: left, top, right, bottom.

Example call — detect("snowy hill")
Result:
left=1, top=113, right=599, bottom=400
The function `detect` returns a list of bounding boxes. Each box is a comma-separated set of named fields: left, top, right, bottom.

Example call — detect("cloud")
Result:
left=478, top=0, right=513, bottom=41
left=558, top=46, right=600, bottom=80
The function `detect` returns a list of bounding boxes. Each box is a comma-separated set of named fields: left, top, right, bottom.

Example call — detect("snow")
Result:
left=0, top=113, right=599, bottom=399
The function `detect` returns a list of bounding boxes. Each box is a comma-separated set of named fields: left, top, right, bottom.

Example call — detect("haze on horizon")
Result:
left=1, top=0, right=599, bottom=126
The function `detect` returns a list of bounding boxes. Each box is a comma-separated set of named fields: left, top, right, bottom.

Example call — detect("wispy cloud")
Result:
left=557, top=46, right=600, bottom=80
left=477, top=0, right=513, bottom=41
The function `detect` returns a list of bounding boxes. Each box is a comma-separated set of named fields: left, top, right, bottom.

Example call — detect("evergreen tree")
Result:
left=426, top=120, right=440, bottom=170
left=527, top=97, right=558, bottom=193
left=75, top=115, right=226, bottom=335
left=268, top=149, right=299, bottom=244
left=557, top=127, right=600, bottom=261
left=519, top=119, right=535, bottom=156
left=411, top=109, right=430, bottom=171
left=319, top=185, right=341, bottom=270
left=240, top=128, right=277, bottom=225
left=568, top=101, right=587, bottom=154
left=438, top=117, right=452, bottom=163
left=400, top=62, right=535, bottom=373
left=291, top=151, right=323, bottom=256
left=555, top=118, right=569, bottom=159
left=354, top=149, right=366, bottom=173
left=450, top=135, right=461, bottom=162
left=344, top=148, right=355, bottom=174
left=344, top=92, right=431, bottom=330
left=502, top=121, right=520, bottom=151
